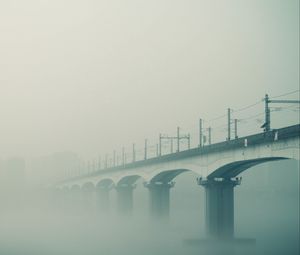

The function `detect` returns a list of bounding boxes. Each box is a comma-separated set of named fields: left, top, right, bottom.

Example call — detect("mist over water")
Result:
left=0, top=0, right=299, bottom=254
left=0, top=160, right=298, bottom=255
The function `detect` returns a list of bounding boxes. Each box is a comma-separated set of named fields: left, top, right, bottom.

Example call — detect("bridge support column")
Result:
left=82, top=187, right=96, bottom=212
left=96, top=185, right=113, bottom=213
left=144, top=181, right=175, bottom=220
left=61, top=188, right=72, bottom=211
left=198, top=178, right=241, bottom=240
left=70, top=187, right=82, bottom=212
left=115, top=184, right=136, bottom=215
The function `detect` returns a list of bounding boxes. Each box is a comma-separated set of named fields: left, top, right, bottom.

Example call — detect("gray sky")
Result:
left=0, top=0, right=299, bottom=159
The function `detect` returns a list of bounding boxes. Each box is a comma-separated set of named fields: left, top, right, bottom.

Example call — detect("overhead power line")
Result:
left=270, top=89, right=300, bottom=99
left=66, top=91, right=300, bottom=181
left=232, top=100, right=262, bottom=113
left=208, top=113, right=227, bottom=122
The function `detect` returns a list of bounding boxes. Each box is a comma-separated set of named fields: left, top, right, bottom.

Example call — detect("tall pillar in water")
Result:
left=96, top=184, right=113, bottom=213
left=82, top=185, right=96, bottom=212
left=61, top=187, right=72, bottom=211
left=69, top=186, right=82, bottom=212
left=144, top=181, right=175, bottom=220
left=115, top=183, right=136, bottom=215
left=198, top=177, right=241, bottom=240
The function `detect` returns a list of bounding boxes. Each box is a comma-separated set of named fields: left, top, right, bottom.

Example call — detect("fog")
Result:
left=0, top=0, right=299, bottom=159
left=0, top=0, right=299, bottom=255
left=0, top=160, right=299, bottom=255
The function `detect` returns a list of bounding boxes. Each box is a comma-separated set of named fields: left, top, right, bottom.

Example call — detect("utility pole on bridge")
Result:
left=144, top=139, right=148, bottom=160
left=262, top=94, right=300, bottom=132
left=199, top=118, right=203, bottom=147
left=158, top=127, right=190, bottom=155
left=227, top=108, right=231, bottom=141
left=132, top=143, right=136, bottom=162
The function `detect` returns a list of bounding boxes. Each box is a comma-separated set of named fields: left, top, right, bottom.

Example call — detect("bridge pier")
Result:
left=96, top=185, right=113, bottom=213
left=55, top=188, right=68, bottom=210
left=61, top=187, right=74, bottom=211
left=115, top=184, right=136, bottom=215
left=144, top=181, right=175, bottom=220
left=70, top=186, right=82, bottom=212
left=198, top=177, right=241, bottom=240
left=82, top=186, right=96, bottom=212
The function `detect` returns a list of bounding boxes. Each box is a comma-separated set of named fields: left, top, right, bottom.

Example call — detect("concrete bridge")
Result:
left=56, top=124, right=300, bottom=240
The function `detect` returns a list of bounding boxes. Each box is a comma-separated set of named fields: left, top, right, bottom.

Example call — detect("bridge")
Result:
left=55, top=123, right=300, bottom=240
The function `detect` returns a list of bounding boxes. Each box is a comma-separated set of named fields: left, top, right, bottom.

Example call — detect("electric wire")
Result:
left=270, top=89, right=300, bottom=99
left=70, top=90, right=300, bottom=178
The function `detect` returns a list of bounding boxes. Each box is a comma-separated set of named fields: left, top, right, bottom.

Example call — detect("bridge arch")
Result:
left=70, top=184, right=80, bottom=191
left=96, top=179, right=114, bottom=189
left=208, top=157, right=289, bottom=179
left=147, top=168, right=197, bottom=183
left=116, top=175, right=145, bottom=187
left=82, top=182, right=95, bottom=191
left=61, top=186, right=70, bottom=192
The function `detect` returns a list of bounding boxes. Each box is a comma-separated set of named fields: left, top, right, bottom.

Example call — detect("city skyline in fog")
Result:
left=0, top=0, right=299, bottom=161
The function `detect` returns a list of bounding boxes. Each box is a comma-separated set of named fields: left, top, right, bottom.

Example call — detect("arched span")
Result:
left=59, top=186, right=70, bottom=197
left=96, top=179, right=114, bottom=189
left=82, top=182, right=95, bottom=191
left=208, top=157, right=288, bottom=179
left=71, top=184, right=80, bottom=191
left=61, top=186, right=70, bottom=191
left=149, top=169, right=189, bottom=183
left=116, top=175, right=143, bottom=186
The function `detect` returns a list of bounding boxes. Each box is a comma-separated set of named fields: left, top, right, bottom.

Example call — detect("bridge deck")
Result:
left=59, top=124, right=300, bottom=184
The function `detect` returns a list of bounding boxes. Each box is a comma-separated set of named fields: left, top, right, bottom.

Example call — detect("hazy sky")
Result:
left=0, top=0, right=299, bottom=159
